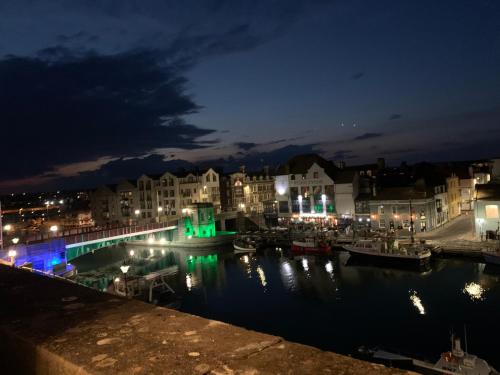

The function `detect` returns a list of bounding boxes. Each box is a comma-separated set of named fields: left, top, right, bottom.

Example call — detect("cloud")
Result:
left=0, top=50, right=215, bottom=181
left=331, top=150, right=357, bottom=160
left=351, top=72, right=364, bottom=80
left=353, top=132, right=384, bottom=141
left=235, top=142, right=258, bottom=151
left=389, top=114, right=402, bottom=120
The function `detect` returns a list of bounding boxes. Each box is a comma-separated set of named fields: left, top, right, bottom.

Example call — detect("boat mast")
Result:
left=409, top=199, right=414, bottom=244
left=464, top=325, right=468, bottom=354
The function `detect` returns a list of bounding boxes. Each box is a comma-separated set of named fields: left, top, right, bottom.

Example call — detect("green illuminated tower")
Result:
left=182, top=203, right=216, bottom=238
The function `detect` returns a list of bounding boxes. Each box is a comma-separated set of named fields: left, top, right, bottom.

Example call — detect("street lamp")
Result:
left=12, top=237, right=19, bottom=245
left=3, top=224, right=12, bottom=232
left=129, top=249, right=135, bottom=257
left=8, top=249, right=16, bottom=266
left=49, top=225, right=58, bottom=238
left=120, top=265, right=130, bottom=297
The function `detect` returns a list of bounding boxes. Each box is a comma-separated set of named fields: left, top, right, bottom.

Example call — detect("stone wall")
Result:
left=0, top=265, right=408, bottom=375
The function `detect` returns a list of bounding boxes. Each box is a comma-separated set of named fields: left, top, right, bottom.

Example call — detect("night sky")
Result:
left=1, top=0, right=499, bottom=193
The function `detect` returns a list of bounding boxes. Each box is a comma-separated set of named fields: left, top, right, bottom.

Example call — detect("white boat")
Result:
left=360, top=335, right=497, bottom=375
left=343, top=239, right=431, bottom=266
left=233, top=239, right=257, bottom=253
left=482, top=249, right=500, bottom=266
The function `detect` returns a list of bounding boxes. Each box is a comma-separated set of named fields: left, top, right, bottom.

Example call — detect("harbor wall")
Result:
left=0, top=265, right=407, bottom=375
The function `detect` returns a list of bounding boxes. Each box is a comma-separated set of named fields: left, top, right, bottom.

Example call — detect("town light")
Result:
left=298, top=195, right=303, bottom=202
left=321, top=194, right=326, bottom=203
left=3, top=224, right=12, bottom=231
left=120, top=265, right=130, bottom=297
left=8, top=249, right=17, bottom=266
left=134, top=209, right=140, bottom=216
left=12, top=237, right=19, bottom=244
left=129, top=250, right=135, bottom=257
left=59, top=200, right=64, bottom=204
left=49, top=225, right=58, bottom=232
left=157, top=206, right=163, bottom=212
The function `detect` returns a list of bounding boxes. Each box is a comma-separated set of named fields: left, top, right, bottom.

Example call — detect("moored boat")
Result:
left=233, top=238, right=257, bottom=253
left=291, top=238, right=331, bottom=255
left=482, top=249, right=500, bottom=266
left=359, top=334, right=498, bottom=375
left=343, top=239, right=431, bottom=265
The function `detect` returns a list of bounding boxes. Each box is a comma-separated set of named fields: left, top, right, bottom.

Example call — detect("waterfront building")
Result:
left=433, top=183, right=449, bottom=228
left=474, top=183, right=500, bottom=240
left=220, top=167, right=275, bottom=214
left=368, top=187, right=436, bottom=232
left=178, top=168, right=221, bottom=214
left=91, top=168, right=221, bottom=226
left=274, top=154, right=337, bottom=221
left=90, top=180, right=139, bottom=226
left=446, top=173, right=461, bottom=219
left=332, top=170, right=359, bottom=219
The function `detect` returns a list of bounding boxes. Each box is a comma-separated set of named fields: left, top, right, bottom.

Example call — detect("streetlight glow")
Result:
left=8, top=250, right=17, bottom=258
left=129, top=250, right=135, bottom=256
left=12, top=237, right=19, bottom=244
left=49, top=225, right=58, bottom=232
left=3, top=224, right=12, bottom=231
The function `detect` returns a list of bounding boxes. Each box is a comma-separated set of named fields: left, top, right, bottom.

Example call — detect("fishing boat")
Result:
left=482, top=249, right=500, bottom=266
left=291, top=238, right=331, bottom=255
left=233, top=238, right=257, bottom=253
left=343, top=238, right=431, bottom=266
left=359, top=334, right=498, bottom=375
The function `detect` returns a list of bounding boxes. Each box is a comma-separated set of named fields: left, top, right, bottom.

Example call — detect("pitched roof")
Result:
left=277, top=154, right=338, bottom=179
left=476, top=184, right=500, bottom=200
left=370, top=187, right=428, bottom=201
left=334, top=170, right=357, bottom=184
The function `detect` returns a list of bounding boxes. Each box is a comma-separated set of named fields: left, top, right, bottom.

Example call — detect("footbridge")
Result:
left=0, top=222, right=177, bottom=273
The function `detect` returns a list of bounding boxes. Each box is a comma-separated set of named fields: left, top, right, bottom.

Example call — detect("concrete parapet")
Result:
left=0, top=265, right=408, bottom=374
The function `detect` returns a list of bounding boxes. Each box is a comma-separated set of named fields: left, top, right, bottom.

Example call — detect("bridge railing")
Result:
left=63, top=222, right=176, bottom=245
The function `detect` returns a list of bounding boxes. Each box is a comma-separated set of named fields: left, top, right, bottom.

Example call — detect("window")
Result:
left=206, top=174, right=211, bottom=182
left=379, top=219, right=386, bottom=228
left=291, top=175, right=295, bottom=181
left=379, top=206, right=385, bottom=214
left=313, top=171, right=319, bottom=179
left=485, top=205, right=499, bottom=219
left=169, top=178, right=174, bottom=186
left=139, top=181, right=144, bottom=190
left=170, top=190, right=175, bottom=197
left=212, top=174, right=217, bottom=182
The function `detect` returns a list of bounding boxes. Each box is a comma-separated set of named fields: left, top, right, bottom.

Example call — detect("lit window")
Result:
left=485, top=205, right=499, bottom=219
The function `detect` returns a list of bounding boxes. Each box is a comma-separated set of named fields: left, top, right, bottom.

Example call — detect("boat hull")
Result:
left=483, top=252, right=500, bottom=266
left=344, top=246, right=431, bottom=266
left=233, top=243, right=256, bottom=253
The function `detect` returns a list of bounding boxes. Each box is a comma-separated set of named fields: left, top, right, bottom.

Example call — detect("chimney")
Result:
left=377, top=158, right=386, bottom=170
left=263, top=165, right=270, bottom=177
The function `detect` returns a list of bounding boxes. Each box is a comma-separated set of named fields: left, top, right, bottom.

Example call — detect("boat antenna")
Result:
left=464, top=325, right=468, bottom=353
left=409, top=198, right=414, bottom=244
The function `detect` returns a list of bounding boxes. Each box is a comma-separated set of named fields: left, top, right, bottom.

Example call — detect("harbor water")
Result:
left=71, top=244, right=500, bottom=369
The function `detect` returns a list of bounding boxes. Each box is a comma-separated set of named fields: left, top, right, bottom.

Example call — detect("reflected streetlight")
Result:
left=120, top=265, right=130, bottom=297
left=8, top=249, right=16, bottom=266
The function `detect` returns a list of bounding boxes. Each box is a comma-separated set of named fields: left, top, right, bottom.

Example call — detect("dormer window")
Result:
left=313, top=172, right=319, bottom=179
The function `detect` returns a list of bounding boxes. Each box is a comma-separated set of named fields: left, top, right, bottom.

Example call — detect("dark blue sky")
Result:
left=0, top=0, right=499, bottom=192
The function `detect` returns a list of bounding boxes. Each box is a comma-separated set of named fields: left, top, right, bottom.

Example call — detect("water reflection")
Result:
left=280, top=260, right=298, bottom=291
left=463, top=282, right=486, bottom=301
left=409, top=290, right=426, bottom=315
left=68, top=245, right=500, bottom=369
left=256, top=266, right=267, bottom=288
